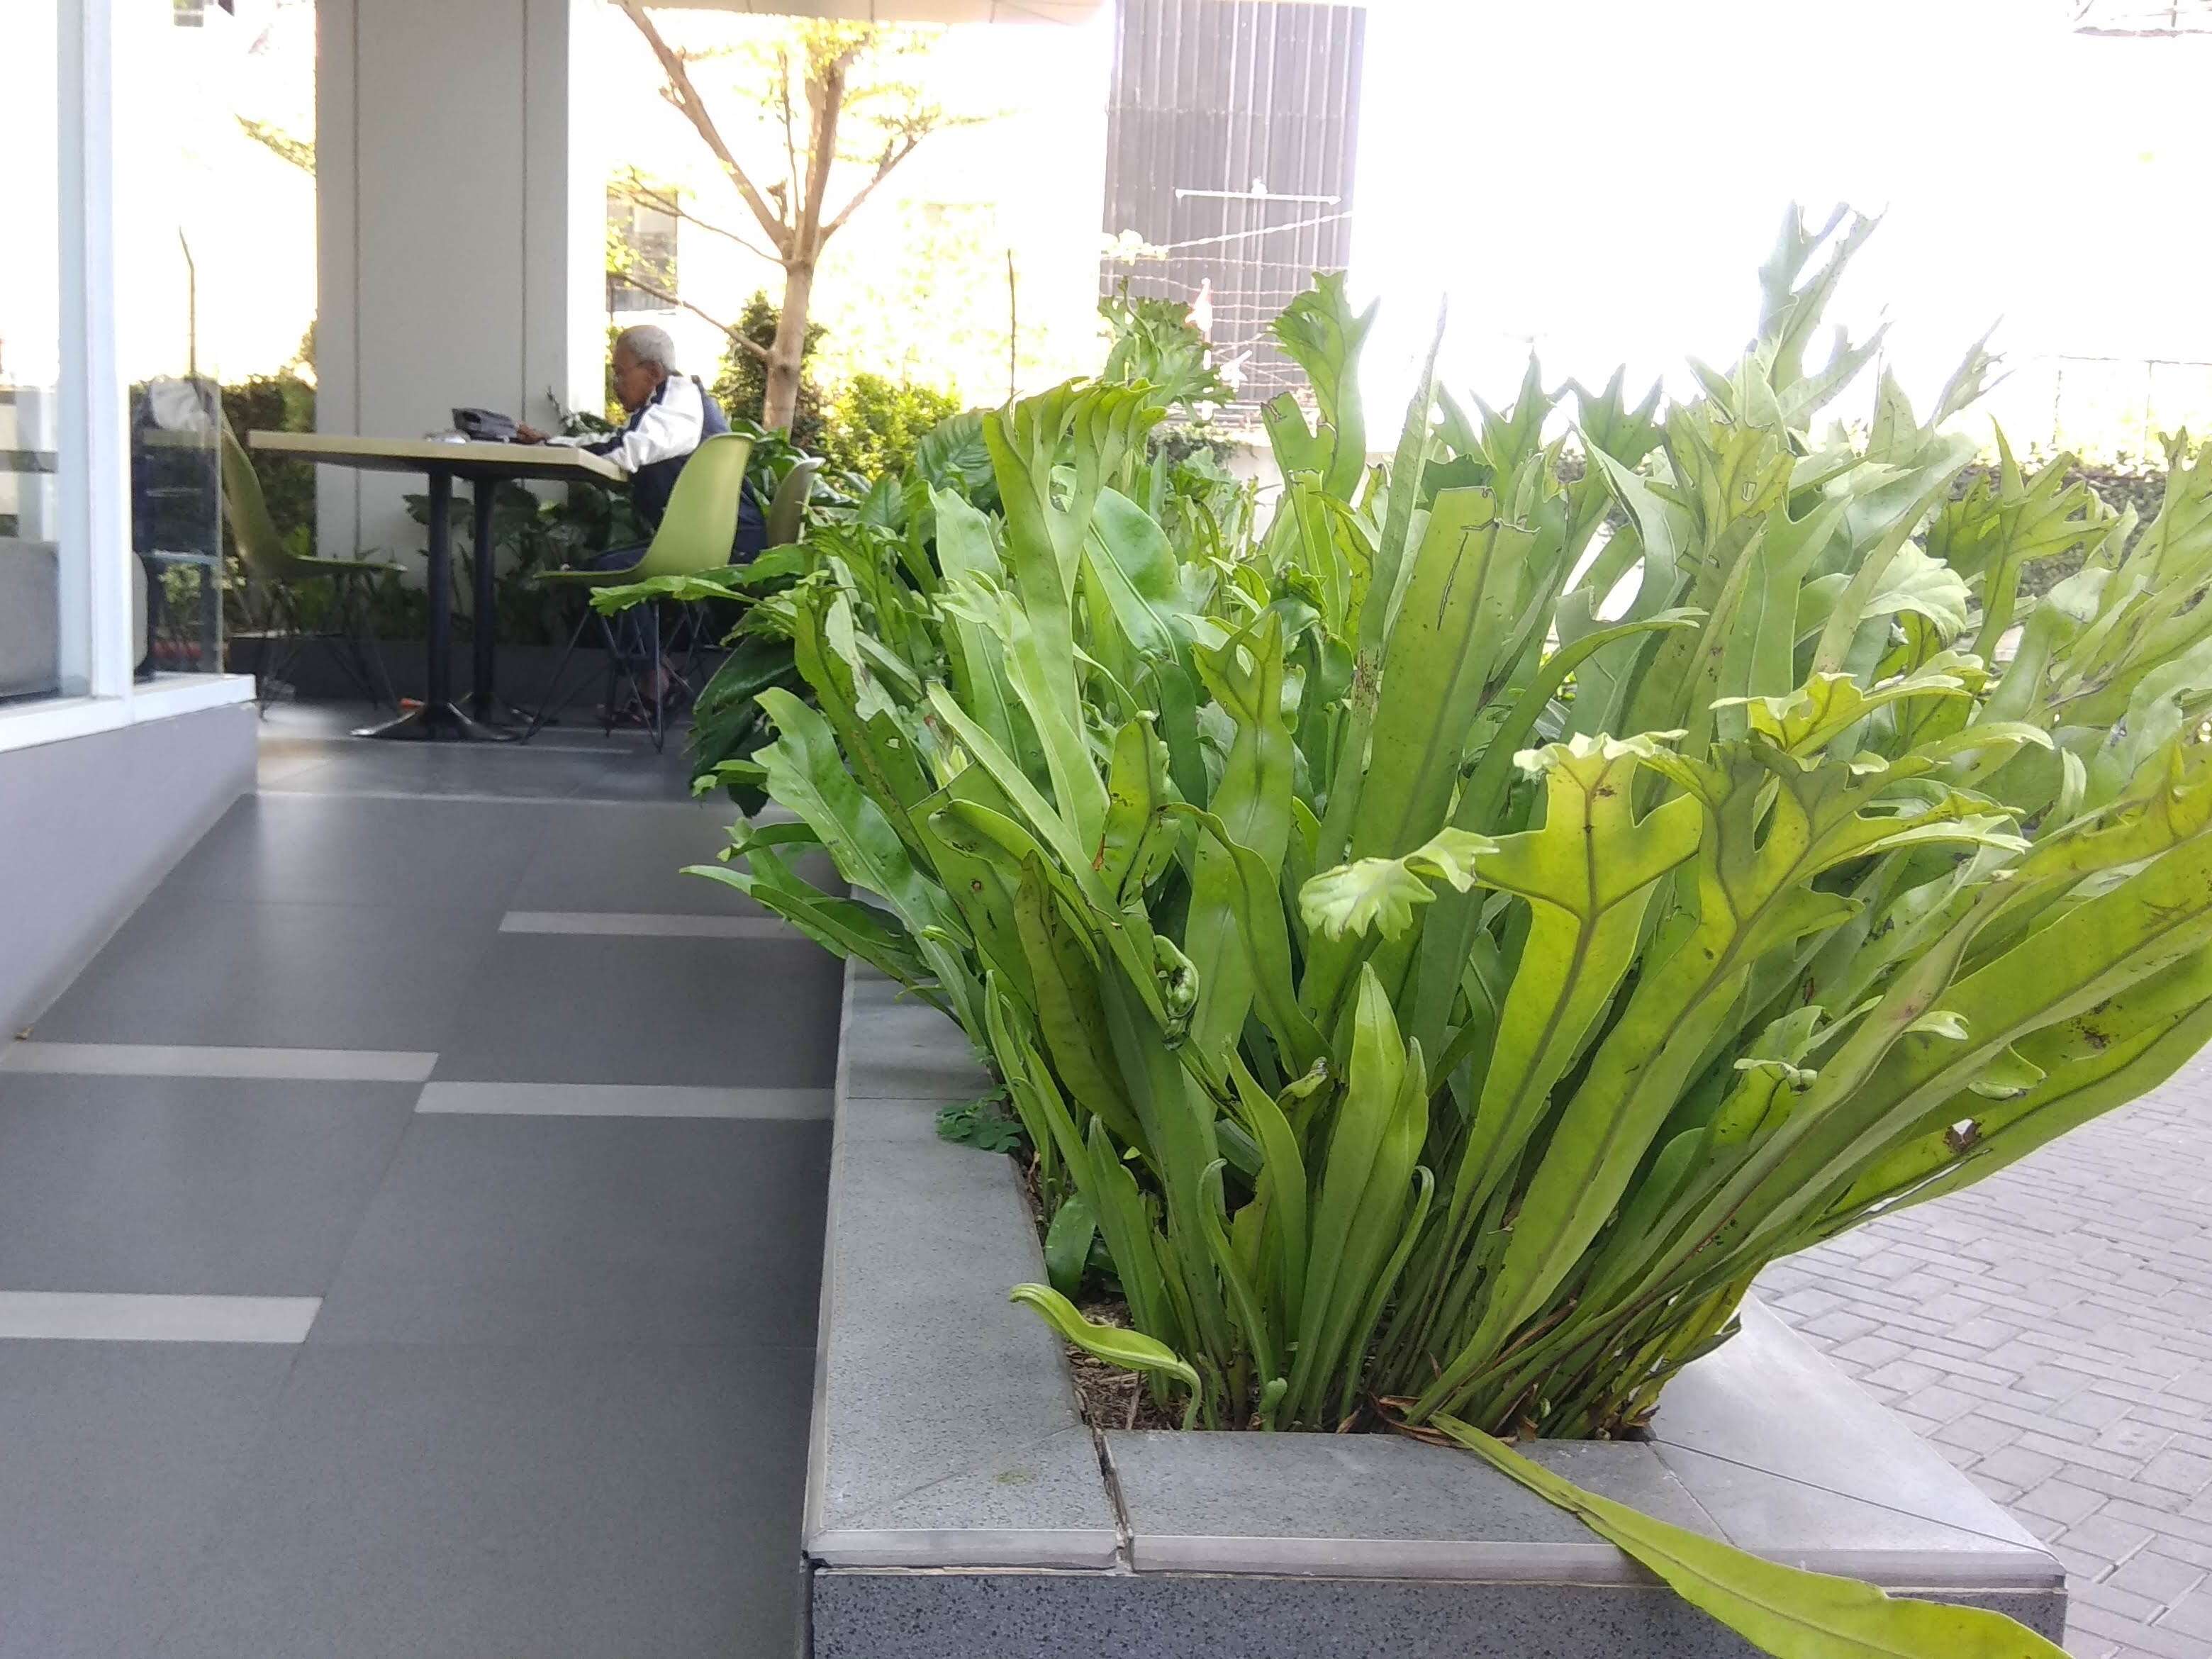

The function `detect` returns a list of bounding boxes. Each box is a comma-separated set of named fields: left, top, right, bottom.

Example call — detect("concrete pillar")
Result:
left=315, top=0, right=602, bottom=561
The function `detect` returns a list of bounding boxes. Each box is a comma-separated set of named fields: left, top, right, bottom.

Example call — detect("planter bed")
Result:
left=806, top=961, right=2066, bottom=1659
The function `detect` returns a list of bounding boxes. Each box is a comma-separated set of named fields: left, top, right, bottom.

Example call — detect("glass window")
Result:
left=0, top=4, right=80, bottom=705
left=118, top=0, right=307, bottom=683
left=608, top=191, right=681, bottom=316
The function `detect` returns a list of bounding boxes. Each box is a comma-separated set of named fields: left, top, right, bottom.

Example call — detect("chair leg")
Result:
left=315, top=589, right=381, bottom=707
left=598, top=611, right=621, bottom=736
left=674, top=601, right=713, bottom=698
left=649, top=604, right=666, bottom=754
left=520, top=603, right=597, bottom=744
left=591, top=605, right=661, bottom=743
left=339, top=584, right=396, bottom=709
left=362, top=614, right=396, bottom=709
left=260, top=587, right=308, bottom=713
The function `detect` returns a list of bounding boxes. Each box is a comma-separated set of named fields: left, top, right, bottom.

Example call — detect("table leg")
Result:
left=354, top=466, right=505, bottom=740
left=470, top=476, right=499, bottom=720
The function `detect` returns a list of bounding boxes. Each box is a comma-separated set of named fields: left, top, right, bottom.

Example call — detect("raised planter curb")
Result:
left=805, top=968, right=1120, bottom=1573
left=805, top=959, right=2067, bottom=1658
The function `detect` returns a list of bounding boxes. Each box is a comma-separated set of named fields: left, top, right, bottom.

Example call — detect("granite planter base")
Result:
left=808, top=963, right=2066, bottom=1658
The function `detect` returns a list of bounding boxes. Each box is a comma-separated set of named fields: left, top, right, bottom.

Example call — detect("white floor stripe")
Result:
left=500, top=910, right=792, bottom=939
left=0, top=1292, right=320, bottom=1344
left=257, top=788, right=653, bottom=808
left=1, top=1042, right=437, bottom=1083
left=258, top=787, right=796, bottom=821
left=415, top=1082, right=832, bottom=1119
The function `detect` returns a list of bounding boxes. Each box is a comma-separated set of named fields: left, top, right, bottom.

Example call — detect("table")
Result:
left=249, top=432, right=625, bottom=741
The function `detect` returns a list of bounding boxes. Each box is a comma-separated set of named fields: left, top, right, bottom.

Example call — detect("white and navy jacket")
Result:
left=549, top=374, right=732, bottom=528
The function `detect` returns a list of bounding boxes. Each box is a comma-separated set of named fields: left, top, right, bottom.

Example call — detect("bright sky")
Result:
left=1348, top=0, right=2212, bottom=441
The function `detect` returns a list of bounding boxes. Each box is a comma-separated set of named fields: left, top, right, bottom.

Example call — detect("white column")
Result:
left=317, top=0, right=604, bottom=562
left=55, top=0, right=133, bottom=699
left=525, top=0, right=608, bottom=426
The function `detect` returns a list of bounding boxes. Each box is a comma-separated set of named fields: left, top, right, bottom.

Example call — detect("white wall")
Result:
left=0, top=705, right=256, bottom=1037
left=316, top=0, right=603, bottom=559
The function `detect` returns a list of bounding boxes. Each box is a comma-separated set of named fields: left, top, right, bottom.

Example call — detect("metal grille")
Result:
left=2069, top=0, right=2212, bottom=33
left=1099, top=0, right=1365, bottom=419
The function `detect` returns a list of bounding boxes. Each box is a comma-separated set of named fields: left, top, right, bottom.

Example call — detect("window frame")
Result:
left=1, top=0, right=252, bottom=758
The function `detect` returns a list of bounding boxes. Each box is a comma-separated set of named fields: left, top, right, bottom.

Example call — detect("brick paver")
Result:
left=1759, top=1054, right=2212, bottom=1659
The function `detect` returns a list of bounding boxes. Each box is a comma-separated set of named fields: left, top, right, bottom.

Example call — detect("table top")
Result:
left=248, top=430, right=626, bottom=485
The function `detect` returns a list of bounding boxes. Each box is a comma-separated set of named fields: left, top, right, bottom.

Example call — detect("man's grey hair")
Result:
left=614, top=323, right=678, bottom=373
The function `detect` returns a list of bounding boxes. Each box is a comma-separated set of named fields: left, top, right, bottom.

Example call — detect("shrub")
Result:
left=726, top=210, right=2212, bottom=1460
left=1954, top=449, right=2171, bottom=601
left=817, top=372, right=961, bottom=481
left=218, top=370, right=316, bottom=560
left=683, top=211, right=2194, bottom=1655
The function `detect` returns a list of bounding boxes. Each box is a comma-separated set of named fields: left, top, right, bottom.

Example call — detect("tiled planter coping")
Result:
left=807, top=962, right=2066, bottom=1658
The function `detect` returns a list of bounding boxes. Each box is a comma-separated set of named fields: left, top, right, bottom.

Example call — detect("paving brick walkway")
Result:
left=1760, top=1055, right=2212, bottom=1659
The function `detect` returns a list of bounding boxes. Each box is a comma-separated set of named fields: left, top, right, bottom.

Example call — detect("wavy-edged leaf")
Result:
left=1299, top=828, right=1497, bottom=943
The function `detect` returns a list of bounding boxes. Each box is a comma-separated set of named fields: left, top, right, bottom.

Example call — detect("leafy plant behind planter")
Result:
left=724, top=211, right=2212, bottom=1453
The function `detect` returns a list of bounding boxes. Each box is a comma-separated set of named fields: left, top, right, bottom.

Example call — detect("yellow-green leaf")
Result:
left=1428, top=1414, right=2067, bottom=1659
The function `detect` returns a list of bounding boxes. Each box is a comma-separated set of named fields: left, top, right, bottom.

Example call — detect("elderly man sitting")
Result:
left=518, top=322, right=764, bottom=545
left=517, top=323, right=764, bottom=717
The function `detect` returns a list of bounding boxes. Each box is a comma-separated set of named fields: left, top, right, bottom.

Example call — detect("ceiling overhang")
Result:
left=636, top=0, right=1108, bottom=24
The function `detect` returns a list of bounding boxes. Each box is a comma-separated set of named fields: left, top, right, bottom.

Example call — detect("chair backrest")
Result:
left=218, top=425, right=295, bottom=581
left=635, top=432, right=754, bottom=580
left=763, top=456, right=822, bottom=551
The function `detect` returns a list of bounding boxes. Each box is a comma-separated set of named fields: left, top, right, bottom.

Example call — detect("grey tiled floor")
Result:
left=1761, top=1068, right=2212, bottom=1659
left=0, top=710, right=836, bottom=1658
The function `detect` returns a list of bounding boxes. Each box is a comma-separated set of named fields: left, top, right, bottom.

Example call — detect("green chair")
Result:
left=762, top=456, right=822, bottom=552
left=525, top=430, right=753, bottom=751
left=220, top=426, right=401, bottom=711
left=667, top=452, right=822, bottom=688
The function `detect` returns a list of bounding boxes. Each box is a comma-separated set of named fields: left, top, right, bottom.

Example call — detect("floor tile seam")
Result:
left=306, top=1104, right=451, bottom=1331
left=135, top=1330, right=320, bottom=1659
left=303, top=1088, right=430, bottom=1330
left=302, top=1108, right=832, bottom=1347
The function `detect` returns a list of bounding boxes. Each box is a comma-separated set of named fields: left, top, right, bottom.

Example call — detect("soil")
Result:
left=1062, top=1295, right=1181, bottom=1432
left=1012, top=1156, right=1180, bottom=1430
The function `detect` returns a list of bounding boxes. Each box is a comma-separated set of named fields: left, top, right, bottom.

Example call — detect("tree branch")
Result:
left=610, top=274, right=770, bottom=362
left=792, top=47, right=856, bottom=261
left=618, top=1, right=792, bottom=258
left=611, top=175, right=783, bottom=267
left=237, top=114, right=315, bottom=175
left=820, top=133, right=925, bottom=245
left=778, top=48, right=803, bottom=216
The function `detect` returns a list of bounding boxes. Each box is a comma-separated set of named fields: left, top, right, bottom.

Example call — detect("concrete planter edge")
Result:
left=806, top=958, right=2066, bottom=1658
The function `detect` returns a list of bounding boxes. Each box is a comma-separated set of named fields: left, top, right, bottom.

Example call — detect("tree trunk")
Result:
left=763, top=259, right=815, bottom=432
left=759, top=50, right=847, bottom=434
